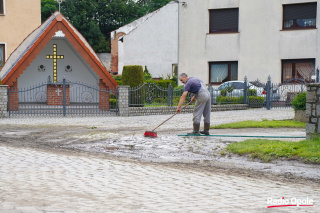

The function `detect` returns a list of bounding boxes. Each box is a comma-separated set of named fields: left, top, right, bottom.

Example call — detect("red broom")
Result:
left=144, top=101, right=192, bottom=138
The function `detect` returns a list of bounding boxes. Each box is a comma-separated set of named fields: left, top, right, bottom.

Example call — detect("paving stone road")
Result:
left=0, top=146, right=319, bottom=213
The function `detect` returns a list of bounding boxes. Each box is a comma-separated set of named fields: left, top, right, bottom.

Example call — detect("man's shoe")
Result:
left=187, top=123, right=200, bottom=135
left=200, top=123, right=210, bottom=135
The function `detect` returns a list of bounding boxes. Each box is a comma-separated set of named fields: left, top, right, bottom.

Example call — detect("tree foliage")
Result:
left=41, top=0, right=172, bottom=53
left=41, top=0, right=58, bottom=23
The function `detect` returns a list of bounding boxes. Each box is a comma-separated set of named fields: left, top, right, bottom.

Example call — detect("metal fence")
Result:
left=208, top=76, right=308, bottom=109
left=128, top=76, right=308, bottom=110
left=129, top=83, right=192, bottom=107
left=8, top=79, right=118, bottom=117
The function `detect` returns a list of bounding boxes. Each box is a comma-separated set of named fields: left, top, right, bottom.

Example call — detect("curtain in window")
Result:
left=296, top=62, right=315, bottom=80
left=211, top=64, right=228, bottom=83
left=0, top=45, right=3, bottom=67
left=283, top=63, right=292, bottom=81
left=230, top=63, right=238, bottom=80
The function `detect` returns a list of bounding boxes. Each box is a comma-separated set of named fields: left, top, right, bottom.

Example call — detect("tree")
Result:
left=41, top=0, right=173, bottom=53
left=41, top=0, right=58, bottom=23
left=137, top=0, right=171, bottom=14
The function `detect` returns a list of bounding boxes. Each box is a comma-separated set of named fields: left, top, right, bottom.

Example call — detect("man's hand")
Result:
left=176, top=107, right=181, bottom=114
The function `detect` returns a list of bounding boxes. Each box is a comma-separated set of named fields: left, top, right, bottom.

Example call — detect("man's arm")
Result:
left=176, top=91, right=189, bottom=113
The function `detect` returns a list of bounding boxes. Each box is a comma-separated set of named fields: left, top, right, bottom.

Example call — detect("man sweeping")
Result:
left=176, top=73, right=211, bottom=135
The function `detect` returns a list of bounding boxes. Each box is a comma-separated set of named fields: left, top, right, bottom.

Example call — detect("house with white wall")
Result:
left=178, top=0, right=319, bottom=85
left=111, top=1, right=178, bottom=78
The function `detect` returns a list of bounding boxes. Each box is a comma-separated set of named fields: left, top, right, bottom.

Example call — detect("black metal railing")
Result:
left=8, top=79, right=118, bottom=117
left=129, top=83, right=192, bottom=107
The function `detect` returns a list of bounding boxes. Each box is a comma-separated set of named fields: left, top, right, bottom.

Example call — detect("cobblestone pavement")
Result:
left=0, top=108, right=294, bottom=129
left=0, top=146, right=319, bottom=213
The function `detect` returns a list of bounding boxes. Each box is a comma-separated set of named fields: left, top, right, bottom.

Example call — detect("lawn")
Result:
left=212, top=119, right=305, bottom=129
left=225, top=137, right=320, bottom=163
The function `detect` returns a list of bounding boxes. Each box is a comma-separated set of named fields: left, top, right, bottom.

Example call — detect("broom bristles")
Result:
left=144, top=131, right=157, bottom=137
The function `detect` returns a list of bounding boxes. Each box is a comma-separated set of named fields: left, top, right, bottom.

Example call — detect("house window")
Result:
left=283, top=2, right=317, bottom=29
left=209, top=8, right=239, bottom=33
left=209, top=61, right=238, bottom=84
left=0, top=0, right=4, bottom=15
left=282, top=59, right=315, bottom=83
left=172, top=64, right=178, bottom=76
left=0, top=44, right=5, bottom=68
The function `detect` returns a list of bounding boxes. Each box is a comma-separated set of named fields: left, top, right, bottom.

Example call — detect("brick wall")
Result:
left=9, top=81, right=18, bottom=111
left=0, top=85, right=8, bottom=118
left=306, top=83, right=320, bottom=139
left=111, top=32, right=126, bottom=74
left=99, top=79, right=110, bottom=111
left=47, top=84, right=70, bottom=106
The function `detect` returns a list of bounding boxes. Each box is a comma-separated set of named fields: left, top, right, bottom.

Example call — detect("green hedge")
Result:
left=249, top=89, right=257, bottom=96
left=216, top=96, right=244, bottom=104
left=216, top=95, right=264, bottom=106
left=122, top=65, right=144, bottom=87
left=109, top=99, right=117, bottom=109
left=221, top=89, right=227, bottom=97
left=154, top=79, right=177, bottom=88
left=292, top=92, right=306, bottom=110
left=248, top=96, right=265, bottom=108
left=0, top=78, right=2, bottom=85
left=122, top=65, right=144, bottom=107
left=112, top=75, right=122, bottom=85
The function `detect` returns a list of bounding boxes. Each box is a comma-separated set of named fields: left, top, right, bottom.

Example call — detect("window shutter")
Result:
left=283, top=3, right=317, bottom=20
left=210, top=8, right=239, bottom=32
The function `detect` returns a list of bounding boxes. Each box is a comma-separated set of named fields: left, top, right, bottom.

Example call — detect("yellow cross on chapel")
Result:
left=46, top=44, right=64, bottom=83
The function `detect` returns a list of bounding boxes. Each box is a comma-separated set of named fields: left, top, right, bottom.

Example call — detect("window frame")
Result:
left=209, top=8, right=239, bottom=34
left=209, top=61, right=238, bottom=85
left=281, top=58, right=315, bottom=83
left=0, top=0, right=5, bottom=15
left=0, top=43, right=6, bottom=69
left=282, top=2, right=317, bottom=30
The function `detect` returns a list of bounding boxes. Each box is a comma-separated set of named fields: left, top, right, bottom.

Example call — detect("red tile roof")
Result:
left=0, top=12, right=118, bottom=89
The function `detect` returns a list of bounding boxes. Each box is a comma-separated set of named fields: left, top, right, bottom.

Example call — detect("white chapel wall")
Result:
left=18, top=39, right=100, bottom=102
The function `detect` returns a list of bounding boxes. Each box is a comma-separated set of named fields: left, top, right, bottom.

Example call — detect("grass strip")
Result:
left=212, top=119, right=305, bottom=129
left=225, top=137, right=320, bottom=163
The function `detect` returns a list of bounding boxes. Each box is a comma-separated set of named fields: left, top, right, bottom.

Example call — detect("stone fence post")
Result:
left=306, top=83, right=320, bottom=139
left=0, top=85, right=8, bottom=118
left=118, top=85, right=129, bottom=116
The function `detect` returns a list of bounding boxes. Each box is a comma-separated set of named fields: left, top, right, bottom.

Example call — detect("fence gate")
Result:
left=8, top=79, right=118, bottom=117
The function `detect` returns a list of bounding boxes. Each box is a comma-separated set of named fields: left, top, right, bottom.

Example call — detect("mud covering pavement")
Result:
left=0, top=109, right=319, bottom=212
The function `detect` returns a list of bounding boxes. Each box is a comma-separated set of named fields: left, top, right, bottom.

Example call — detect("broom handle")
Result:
left=151, top=101, right=193, bottom=132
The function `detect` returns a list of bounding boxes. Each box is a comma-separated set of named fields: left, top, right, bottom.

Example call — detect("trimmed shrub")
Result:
left=154, top=79, right=177, bottom=88
left=122, top=65, right=144, bottom=107
left=249, top=96, right=265, bottom=108
left=220, top=89, right=227, bottom=97
left=249, top=89, right=257, bottom=96
left=143, top=66, right=152, bottom=81
left=109, top=99, right=118, bottom=109
left=171, top=75, right=178, bottom=86
left=0, top=78, right=2, bottom=85
left=292, top=92, right=306, bottom=110
left=216, top=96, right=244, bottom=104
left=112, top=75, right=122, bottom=85
left=122, top=65, right=144, bottom=87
